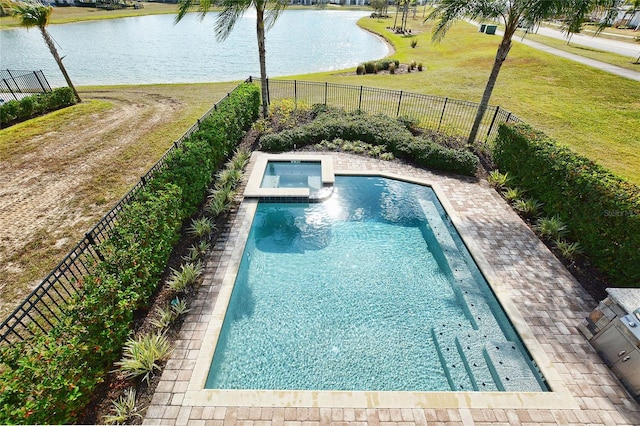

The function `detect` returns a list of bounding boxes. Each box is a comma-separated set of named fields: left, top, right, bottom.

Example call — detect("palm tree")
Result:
left=427, top=0, right=615, bottom=144
left=12, top=1, right=81, bottom=102
left=176, top=0, right=288, bottom=118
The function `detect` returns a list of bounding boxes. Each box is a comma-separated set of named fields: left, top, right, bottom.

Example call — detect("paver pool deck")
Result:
left=143, top=152, right=640, bottom=425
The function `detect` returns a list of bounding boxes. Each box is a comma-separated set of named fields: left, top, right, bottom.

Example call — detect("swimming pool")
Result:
left=205, top=176, right=548, bottom=392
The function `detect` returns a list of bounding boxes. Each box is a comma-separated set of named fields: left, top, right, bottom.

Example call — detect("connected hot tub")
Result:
left=244, top=154, right=334, bottom=202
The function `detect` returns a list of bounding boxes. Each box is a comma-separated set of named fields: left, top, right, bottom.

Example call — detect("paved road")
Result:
left=530, top=25, right=640, bottom=58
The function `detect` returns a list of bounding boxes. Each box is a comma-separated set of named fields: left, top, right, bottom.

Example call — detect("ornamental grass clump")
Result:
left=183, top=240, right=210, bottom=262
left=103, top=388, right=142, bottom=425
left=114, top=332, right=173, bottom=384
left=167, top=261, right=203, bottom=293
left=230, top=148, right=251, bottom=171
left=502, top=186, right=525, bottom=202
left=150, top=305, right=176, bottom=330
left=536, top=215, right=568, bottom=240
left=187, top=217, right=215, bottom=238
left=513, top=197, right=543, bottom=218
left=487, top=170, right=511, bottom=189
left=216, top=168, right=243, bottom=190
left=554, top=239, right=584, bottom=260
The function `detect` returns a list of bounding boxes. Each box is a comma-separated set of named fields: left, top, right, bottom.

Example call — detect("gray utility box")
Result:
left=592, top=314, right=640, bottom=398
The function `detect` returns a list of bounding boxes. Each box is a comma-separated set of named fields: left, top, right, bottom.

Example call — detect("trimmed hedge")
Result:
left=493, top=123, right=640, bottom=287
left=0, top=87, right=77, bottom=126
left=0, top=83, right=260, bottom=424
left=260, top=107, right=478, bottom=176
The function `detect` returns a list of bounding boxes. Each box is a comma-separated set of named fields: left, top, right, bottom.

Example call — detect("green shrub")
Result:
left=17, top=96, right=37, bottom=120
left=397, top=137, right=479, bottom=176
left=0, top=100, right=19, bottom=124
left=493, top=123, right=640, bottom=287
left=260, top=107, right=478, bottom=176
left=364, top=61, right=376, bottom=74
left=0, top=87, right=77, bottom=126
left=360, top=59, right=400, bottom=74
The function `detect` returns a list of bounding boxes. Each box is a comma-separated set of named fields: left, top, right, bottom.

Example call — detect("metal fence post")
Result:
left=358, top=86, right=363, bottom=111
left=2, top=78, right=17, bottom=101
left=85, top=232, right=105, bottom=262
left=396, top=90, right=403, bottom=117
left=437, top=98, right=448, bottom=132
left=7, top=70, right=20, bottom=94
left=324, top=82, right=328, bottom=106
left=266, top=78, right=271, bottom=106
left=34, top=70, right=48, bottom=93
left=486, top=106, right=500, bottom=141
left=294, top=80, right=297, bottom=107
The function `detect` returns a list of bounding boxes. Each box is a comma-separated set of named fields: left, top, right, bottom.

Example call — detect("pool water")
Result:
left=260, top=161, right=322, bottom=191
left=206, top=176, right=547, bottom=392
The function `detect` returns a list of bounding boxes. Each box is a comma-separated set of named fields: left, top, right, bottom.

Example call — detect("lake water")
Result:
left=0, top=10, right=388, bottom=87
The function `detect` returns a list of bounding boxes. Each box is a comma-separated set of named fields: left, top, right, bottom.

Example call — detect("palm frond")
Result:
left=175, top=0, right=214, bottom=23
left=264, top=0, right=288, bottom=30
left=215, top=0, right=251, bottom=42
left=12, top=1, right=51, bottom=28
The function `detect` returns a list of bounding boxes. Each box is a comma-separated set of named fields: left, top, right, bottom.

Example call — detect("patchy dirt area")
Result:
left=0, top=89, right=183, bottom=319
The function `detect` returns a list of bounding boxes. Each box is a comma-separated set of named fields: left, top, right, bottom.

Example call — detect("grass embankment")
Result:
left=0, top=2, right=178, bottom=28
left=294, top=16, right=640, bottom=184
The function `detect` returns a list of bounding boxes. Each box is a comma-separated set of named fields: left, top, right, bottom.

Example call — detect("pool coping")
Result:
left=184, top=153, right=578, bottom=410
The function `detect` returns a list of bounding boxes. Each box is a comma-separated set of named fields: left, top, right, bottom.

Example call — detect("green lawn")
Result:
left=293, top=16, right=640, bottom=184
left=3, top=9, right=639, bottom=184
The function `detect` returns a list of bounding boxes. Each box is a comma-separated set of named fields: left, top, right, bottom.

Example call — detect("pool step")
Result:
left=460, top=290, right=502, bottom=333
left=455, top=331, right=500, bottom=391
left=433, top=322, right=545, bottom=392
left=420, top=200, right=495, bottom=330
left=484, top=341, right=544, bottom=392
left=261, top=175, right=280, bottom=188
left=431, top=325, right=475, bottom=391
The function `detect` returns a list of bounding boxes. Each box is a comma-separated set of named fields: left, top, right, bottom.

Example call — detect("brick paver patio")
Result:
left=143, top=152, right=640, bottom=425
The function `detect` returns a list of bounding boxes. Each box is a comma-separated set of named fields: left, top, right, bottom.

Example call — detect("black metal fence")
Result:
left=0, top=77, right=523, bottom=345
left=0, top=70, right=52, bottom=103
left=0, top=80, right=250, bottom=345
left=257, top=78, right=523, bottom=143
